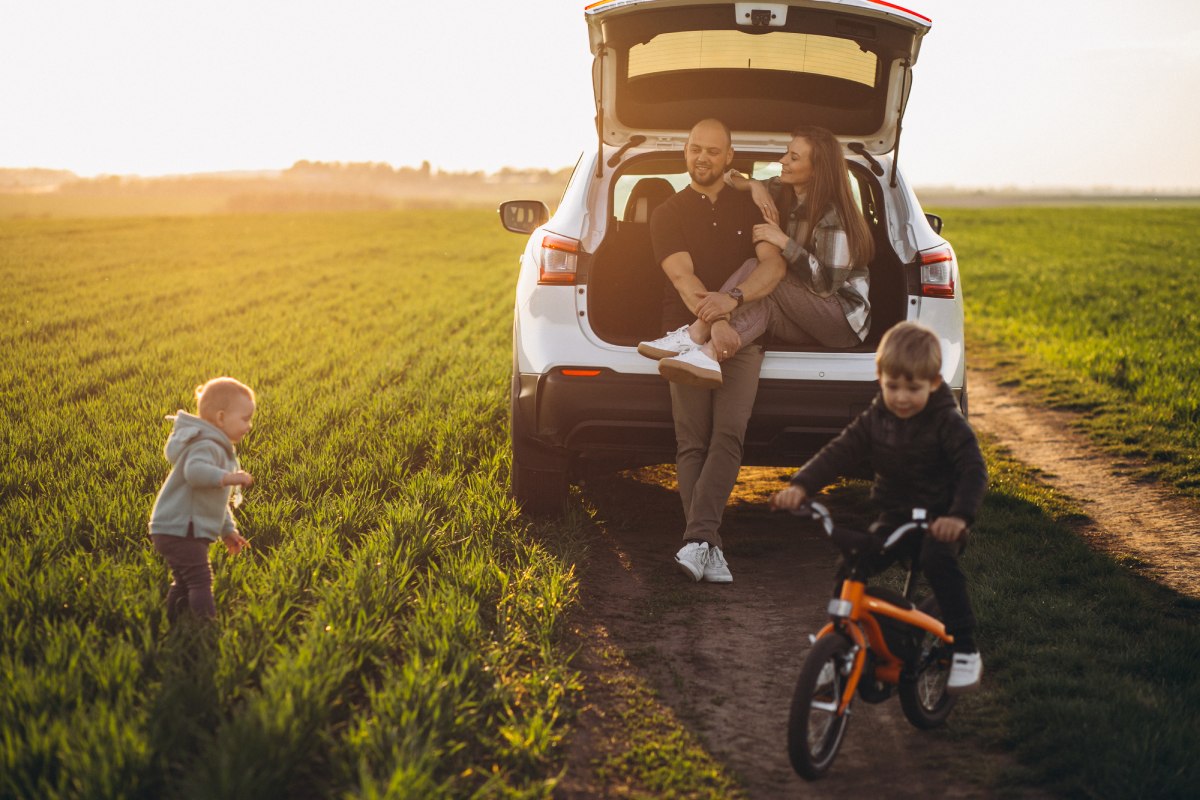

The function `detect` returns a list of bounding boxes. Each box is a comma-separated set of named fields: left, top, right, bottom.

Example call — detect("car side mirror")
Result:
left=499, top=200, right=550, bottom=234
left=924, top=213, right=944, bottom=235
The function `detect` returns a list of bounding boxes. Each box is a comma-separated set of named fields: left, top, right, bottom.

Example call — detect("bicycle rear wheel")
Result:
left=899, top=596, right=957, bottom=729
left=787, top=632, right=855, bottom=779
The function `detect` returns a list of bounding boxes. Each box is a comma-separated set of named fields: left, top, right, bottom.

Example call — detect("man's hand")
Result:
left=694, top=290, right=738, bottom=323
left=769, top=485, right=807, bottom=511
left=222, top=470, right=254, bottom=488
left=709, top=321, right=741, bottom=362
left=929, top=515, right=968, bottom=542
left=223, top=531, right=249, bottom=555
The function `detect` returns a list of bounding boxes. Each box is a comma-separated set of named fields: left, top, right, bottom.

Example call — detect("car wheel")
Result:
left=511, top=449, right=569, bottom=516
left=510, top=372, right=569, bottom=516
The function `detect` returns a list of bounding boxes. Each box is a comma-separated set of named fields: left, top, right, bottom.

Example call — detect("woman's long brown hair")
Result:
left=779, top=124, right=875, bottom=269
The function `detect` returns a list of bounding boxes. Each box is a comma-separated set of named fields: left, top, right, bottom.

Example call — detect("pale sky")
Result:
left=2, top=0, right=1198, bottom=190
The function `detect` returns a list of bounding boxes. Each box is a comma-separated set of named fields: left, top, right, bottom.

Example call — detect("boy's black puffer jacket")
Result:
left=790, top=382, right=987, bottom=523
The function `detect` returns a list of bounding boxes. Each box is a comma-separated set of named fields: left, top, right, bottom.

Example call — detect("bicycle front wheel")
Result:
left=787, top=631, right=855, bottom=779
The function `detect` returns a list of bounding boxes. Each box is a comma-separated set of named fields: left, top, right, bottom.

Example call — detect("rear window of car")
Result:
left=628, top=31, right=877, bottom=87
left=613, top=159, right=864, bottom=222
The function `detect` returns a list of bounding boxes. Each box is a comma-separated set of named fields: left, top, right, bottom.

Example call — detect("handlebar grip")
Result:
left=790, top=500, right=834, bottom=535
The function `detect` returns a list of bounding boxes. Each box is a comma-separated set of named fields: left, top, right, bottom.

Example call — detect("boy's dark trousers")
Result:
left=835, top=519, right=977, bottom=647
left=152, top=526, right=216, bottom=621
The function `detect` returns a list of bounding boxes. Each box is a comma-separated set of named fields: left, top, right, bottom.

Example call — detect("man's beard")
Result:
left=688, top=164, right=723, bottom=188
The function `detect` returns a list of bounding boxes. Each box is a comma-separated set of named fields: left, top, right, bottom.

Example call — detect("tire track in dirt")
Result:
left=968, top=370, right=1200, bottom=598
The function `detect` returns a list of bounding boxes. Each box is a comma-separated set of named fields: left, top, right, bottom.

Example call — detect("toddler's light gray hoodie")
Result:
left=148, top=411, right=240, bottom=541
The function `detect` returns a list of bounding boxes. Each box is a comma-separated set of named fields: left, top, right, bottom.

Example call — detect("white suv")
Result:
left=500, top=0, right=963, bottom=514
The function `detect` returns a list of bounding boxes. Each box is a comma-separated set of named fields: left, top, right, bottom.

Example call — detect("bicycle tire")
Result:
left=898, top=596, right=957, bottom=729
left=787, top=631, right=855, bottom=779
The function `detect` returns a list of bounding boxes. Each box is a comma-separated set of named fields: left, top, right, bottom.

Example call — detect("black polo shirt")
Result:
left=650, top=184, right=765, bottom=332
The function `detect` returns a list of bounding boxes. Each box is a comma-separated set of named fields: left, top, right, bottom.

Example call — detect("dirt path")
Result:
left=555, top=367, right=1198, bottom=797
left=968, top=370, right=1200, bottom=598
left=557, top=468, right=1010, bottom=798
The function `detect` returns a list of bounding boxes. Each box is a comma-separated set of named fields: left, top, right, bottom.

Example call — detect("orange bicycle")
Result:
left=786, top=501, right=957, bottom=779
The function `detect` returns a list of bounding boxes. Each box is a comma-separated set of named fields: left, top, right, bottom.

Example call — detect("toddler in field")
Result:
left=149, top=377, right=255, bottom=622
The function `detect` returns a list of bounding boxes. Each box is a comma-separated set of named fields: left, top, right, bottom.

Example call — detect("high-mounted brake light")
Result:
left=537, top=232, right=580, bottom=285
left=919, top=246, right=956, bottom=299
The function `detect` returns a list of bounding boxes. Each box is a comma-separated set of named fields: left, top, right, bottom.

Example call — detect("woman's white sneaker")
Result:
left=658, top=348, right=723, bottom=388
left=638, top=325, right=697, bottom=360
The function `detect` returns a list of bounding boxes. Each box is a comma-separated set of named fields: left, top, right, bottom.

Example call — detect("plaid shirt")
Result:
left=770, top=179, right=871, bottom=342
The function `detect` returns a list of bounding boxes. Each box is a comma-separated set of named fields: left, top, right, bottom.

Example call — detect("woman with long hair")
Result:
left=642, top=124, right=874, bottom=387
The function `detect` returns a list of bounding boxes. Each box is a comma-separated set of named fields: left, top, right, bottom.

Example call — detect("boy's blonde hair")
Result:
left=876, top=322, right=942, bottom=381
left=195, top=377, right=255, bottom=422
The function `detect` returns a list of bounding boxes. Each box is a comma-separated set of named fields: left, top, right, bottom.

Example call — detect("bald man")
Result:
left=640, top=118, right=786, bottom=583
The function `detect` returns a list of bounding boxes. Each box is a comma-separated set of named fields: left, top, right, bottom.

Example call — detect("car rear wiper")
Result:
left=607, top=135, right=647, bottom=168
left=848, top=142, right=884, bottom=177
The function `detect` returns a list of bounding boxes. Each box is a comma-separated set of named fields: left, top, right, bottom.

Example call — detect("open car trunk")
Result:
left=587, top=0, right=931, bottom=154
left=585, top=154, right=908, bottom=352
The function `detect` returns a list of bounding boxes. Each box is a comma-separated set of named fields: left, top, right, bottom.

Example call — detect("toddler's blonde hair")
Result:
left=876, top=322, right=942, bottom=382
left=195, top=377, right=255, bottom=422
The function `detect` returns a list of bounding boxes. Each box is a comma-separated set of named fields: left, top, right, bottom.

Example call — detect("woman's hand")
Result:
left=753, top=220, right=790, bottom=250
left=748, top=181, right=778, bottom=224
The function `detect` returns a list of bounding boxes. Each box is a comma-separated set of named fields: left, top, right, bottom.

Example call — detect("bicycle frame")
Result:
left=807, top=505, right=954, bottom=715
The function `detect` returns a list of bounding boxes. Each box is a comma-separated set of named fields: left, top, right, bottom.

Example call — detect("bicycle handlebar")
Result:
left=790, top=501, right=929, bottom=554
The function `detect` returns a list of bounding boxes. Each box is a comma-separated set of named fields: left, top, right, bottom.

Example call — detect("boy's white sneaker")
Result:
left=659, top=348, right=723, bottom=388
left=702, top=545, right=733, bottom=583
left=675, top=541, right=709, bottom=581
left=947, top=651, right=983, bottom=694
left=638, top=325, right=697, bottom=360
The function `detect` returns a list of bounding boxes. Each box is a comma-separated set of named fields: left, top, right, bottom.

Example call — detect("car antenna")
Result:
left=848, top=142, right=884, bottom=176
left=607, top=135, right=647, bottom=167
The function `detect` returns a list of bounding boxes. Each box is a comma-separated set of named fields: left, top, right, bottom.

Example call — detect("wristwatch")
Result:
left=727, top=287, right=744, bottom=307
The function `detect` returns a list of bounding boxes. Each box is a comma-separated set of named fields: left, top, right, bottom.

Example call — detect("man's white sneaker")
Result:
left=638, top=325, right=697, bottom=360
left=947, top=651, right=983, bottom=694
left=659, top=347, right=723, bottom=388
left=702, top=545, right=732, bottom=583
left=675, top=541, right=709, bottom=582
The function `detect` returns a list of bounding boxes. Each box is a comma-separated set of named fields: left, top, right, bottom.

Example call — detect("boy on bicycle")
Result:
left=771, top=321, right=987, bottom=692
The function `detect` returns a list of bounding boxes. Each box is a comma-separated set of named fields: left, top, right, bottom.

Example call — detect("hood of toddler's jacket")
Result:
left=163, top=411, right=234, bottom=464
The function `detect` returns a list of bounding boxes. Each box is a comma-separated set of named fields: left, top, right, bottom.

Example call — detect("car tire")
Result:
left=511, top=450, right=569, bottom=516
left=510, top=371, right=570, bottom=516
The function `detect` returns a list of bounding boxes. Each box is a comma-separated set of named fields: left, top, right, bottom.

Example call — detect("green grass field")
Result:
left=940, top=205, right=1200, bottom=494
left=2, top=206, right=1198, bottom=798
left=1, top=211, right=578, bottom=798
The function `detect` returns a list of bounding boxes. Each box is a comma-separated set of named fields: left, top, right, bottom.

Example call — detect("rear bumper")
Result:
left=514, top=368, right=885, bottom=469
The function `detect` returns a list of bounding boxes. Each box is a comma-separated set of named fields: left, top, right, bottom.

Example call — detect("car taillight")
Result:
left=537, top=232, right=580, bottom=285
left=919, top=246, right=956, bottom=299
